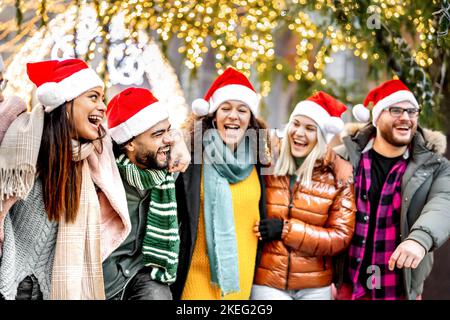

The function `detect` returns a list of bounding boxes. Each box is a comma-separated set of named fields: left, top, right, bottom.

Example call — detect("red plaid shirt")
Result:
left=347, top=150, right=407, bottom=300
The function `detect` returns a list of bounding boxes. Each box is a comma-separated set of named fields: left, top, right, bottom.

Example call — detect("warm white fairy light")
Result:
left=4, top=5, right=188, bottom=127
left=141, top=41, right=188, bottom=128
left=3, top=7, right=77, bottom=108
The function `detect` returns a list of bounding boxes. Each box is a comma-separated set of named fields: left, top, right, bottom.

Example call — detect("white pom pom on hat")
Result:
left=36, top=82, right=66, bottom=112
left=289, top=91, right=347, bottom=141
left=26, top=58, right=103, bottom=112
left=354, top=79, right=419, bottom=126
left=191, top=98, right=210, bottom=117
left=192, top=67, right=259, bottom=117
left=352, top=103, right=371, bottom=122
left=324, top=116, right=345, bottom=135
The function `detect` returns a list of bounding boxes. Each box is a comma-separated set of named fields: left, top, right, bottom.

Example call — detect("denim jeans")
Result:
left=109, top=267, right=172, bottom=300
left=250, top=284, right=332, bottom=300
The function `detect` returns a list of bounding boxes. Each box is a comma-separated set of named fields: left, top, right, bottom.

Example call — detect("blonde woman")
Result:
left=252, top=92, right=356, bottom=300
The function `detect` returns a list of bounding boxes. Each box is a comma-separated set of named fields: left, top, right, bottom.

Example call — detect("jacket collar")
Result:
left=342, top=123, right=447, bottom=159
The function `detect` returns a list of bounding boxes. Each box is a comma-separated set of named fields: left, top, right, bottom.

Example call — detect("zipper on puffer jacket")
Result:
left=286, top=177, right=300, bottom=290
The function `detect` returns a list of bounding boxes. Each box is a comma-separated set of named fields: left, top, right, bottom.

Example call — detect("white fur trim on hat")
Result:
left=209, top=84, right=259, bottom=115
left=38, top=68, right=104, bottom=112
left=192, top=98, right=210, bottom=117
left=371, top=90, right=419, bottom=127
left=352, top=103, right=370, bottom=123
left=109, top=101, right=169, bottom=144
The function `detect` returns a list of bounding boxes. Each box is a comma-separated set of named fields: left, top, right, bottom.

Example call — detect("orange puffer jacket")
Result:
left=254, top=148, right=356, bottom=290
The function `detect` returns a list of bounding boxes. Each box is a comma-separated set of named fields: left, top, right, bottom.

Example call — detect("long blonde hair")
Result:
left=274, top=121, right=327, bottom=186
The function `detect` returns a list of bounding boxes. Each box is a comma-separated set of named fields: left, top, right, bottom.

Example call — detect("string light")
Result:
left=1, top=0, right=443, bottom=99
left=3, top=4, right=188, bottom=127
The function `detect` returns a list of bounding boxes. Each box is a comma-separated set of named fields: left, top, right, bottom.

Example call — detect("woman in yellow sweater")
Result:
left=172, top=68, right=269, bottom=300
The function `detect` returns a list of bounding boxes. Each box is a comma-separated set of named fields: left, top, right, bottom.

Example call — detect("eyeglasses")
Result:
left=387, top=106, right=420, bottom=118
left=0, top=79, right=8, bottom=91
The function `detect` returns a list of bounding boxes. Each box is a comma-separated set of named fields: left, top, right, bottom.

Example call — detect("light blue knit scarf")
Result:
left=202, top=129, right=255, bottom=296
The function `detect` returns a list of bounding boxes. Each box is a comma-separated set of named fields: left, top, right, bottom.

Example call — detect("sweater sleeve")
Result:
left=0, top=95, right=27, bottom=144
left=281, top=183, right=356, bottom=256
left=0, top=196, right=18, bottom=256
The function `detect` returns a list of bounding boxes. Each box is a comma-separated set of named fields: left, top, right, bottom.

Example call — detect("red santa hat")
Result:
left=106, top=87, right=169, bottom=144
left=289, top=91, right=347, bottom=141
left=191, top=67, right=259, bottom=116
left=352, top=79, right=419, bottom=127
left=0, top=54, right=4, bottom=73
left=26, top=58, right=104, bottom=113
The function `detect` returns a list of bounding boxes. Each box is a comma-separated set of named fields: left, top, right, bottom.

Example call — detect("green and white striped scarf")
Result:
left=116, top=154, right=179, bottom=284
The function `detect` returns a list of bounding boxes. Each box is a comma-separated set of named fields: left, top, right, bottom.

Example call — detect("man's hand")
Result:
left=168, top=129, right=190, bottom=173
left=388, top=240, right=426, bottom=271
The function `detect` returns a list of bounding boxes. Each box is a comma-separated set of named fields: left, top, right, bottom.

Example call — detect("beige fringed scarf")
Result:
left=49, top=141, right=105, bottom=299
left=0, top=104, right=131, bottom=300
left=0, top=104, right=44, bottom=211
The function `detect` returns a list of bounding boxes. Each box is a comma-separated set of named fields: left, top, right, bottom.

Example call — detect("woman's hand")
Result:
left=253, top=221, right=262, bottom=240
left=254, top=218, right=283, bottom=242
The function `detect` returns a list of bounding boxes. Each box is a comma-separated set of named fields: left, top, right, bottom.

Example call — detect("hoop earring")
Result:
left=212, top=119, right=217, bottom=129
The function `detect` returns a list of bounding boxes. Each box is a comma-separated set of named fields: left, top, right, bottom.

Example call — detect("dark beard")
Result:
left=379, top=121, right=416, bottom=147
left=135, top=146, right=170, bottom=170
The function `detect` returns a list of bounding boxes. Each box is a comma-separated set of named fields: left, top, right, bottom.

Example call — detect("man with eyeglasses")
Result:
left=333, top=79, right=450, bottom=300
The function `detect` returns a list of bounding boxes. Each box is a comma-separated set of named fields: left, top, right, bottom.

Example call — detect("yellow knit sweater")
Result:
left=181, top=166, right=261, bottom=300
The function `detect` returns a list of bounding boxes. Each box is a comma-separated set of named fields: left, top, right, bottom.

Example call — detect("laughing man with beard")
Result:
left=103, top=87, right=190, bottom=300
left=333, top=79, right=450, bottom=300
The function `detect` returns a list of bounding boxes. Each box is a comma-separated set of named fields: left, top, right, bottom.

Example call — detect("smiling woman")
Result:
left=0, top=58, right=131, bottom=301
left=32, top=61, right=108, bottom=223
left=173, top=67, right=270, bottom=301
left=251, top=92, right=356, bottom=301
left=214, top=100, right=252, bottom=149
left=37, top=87, right=108, bottom=222
left=69, top=87, right=107, bottom=142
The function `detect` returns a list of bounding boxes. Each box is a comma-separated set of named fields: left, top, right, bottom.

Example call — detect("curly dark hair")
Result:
left=182, top=112, right=271, bottom=167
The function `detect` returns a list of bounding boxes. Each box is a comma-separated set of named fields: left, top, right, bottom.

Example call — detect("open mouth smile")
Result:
left=88, top=115, right=103, bottom=128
